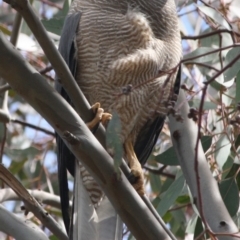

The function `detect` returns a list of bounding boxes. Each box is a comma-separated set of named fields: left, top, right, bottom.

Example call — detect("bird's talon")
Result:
left=131, top=168, right=145, bottom=196
left=91, top=102, right=101, bottom=113
left=87, top=102, right=112, bottom=129
left=87, top=104, right=103, bottom=129
left=101, top=113, right=112, bottom=126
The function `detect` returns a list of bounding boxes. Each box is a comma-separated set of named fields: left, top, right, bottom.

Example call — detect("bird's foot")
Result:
left=131, top=163, right=145, bottom=196
left=101, top=112, right=112, bottom=127
left=86, top=102, right=112, bottom=129
left=125, top=140, right=145, bottom=196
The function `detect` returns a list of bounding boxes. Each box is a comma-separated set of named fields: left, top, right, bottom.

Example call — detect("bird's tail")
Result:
left=71, top=160, right=122, bottom=240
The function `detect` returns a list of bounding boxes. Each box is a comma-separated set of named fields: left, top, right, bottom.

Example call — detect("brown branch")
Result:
left=39, top=65, right=53, bottom=75
left=194, top=62, right=219, bottom=72
left=182, top=44, right=240, bottom=63
left=178, top=8, right=197, bottom=17
left=143, top=165, right=176, bottom=179
left=182, top=29, right=240, bottom=42
left=0, top=124, right=7, bottom=164
left=11, top=118, right=55, bottom=136
left=168, top=203, right=191, bottom=212
left=38, top=0, right=62, bottom=10
left=0, top=84, right=11, bottom=94
left=198, top=0, right=232, bottom=30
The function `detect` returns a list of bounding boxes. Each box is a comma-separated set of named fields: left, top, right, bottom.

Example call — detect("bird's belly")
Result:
left=81, top=76, right=175, bottom=144
left=74, top=5, right=181, bottom=143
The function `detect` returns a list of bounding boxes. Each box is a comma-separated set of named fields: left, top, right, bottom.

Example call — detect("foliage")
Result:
left=0, top=0, right=240, bottom=239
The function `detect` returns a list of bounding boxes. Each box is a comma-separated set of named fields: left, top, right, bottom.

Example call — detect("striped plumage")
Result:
left=56, top=0, right=181, bottom=237
left=71, top=0, right=181, bottom=144
left=79, top=162, right=103, bottom=206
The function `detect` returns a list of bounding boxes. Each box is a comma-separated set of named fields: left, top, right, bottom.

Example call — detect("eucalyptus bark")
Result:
left=169, top=90, right=239, bottom=240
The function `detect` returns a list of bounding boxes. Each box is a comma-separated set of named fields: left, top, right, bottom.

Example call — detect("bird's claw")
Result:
left=87, top=102, right=112, bottom=129
left=131, top=165, right=145, bottom=196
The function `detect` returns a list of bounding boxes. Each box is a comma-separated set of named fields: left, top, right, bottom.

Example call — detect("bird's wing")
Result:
left=55, top=12, right=81, bottom=233
left=134, top=66, right=181, bottom=165
left=55, top=12, right=122, bottom=239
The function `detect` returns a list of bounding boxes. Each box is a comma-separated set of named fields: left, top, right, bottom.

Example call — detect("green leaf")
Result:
left=55, top=0, right=71, bottom=17
left=215, top=134, right=231, bottom=170
left=194, top=217, right=205, bottom=239
left=200, top=28, right=233, bottom=49
left=41, top=0, right=71, bottom=35
left=235, top=135, right=240, bottom=149
left=155, top=136, right=212, bottom=165
left=171, top=210, right=186, bottom=238
left=49, top=235, right=58, bottom=240
left=151, top=196, right=161, bottom=208
left=226, top=163, right=239, bottom=179
left=183, top=47, right=218, bottom=64
left=106, top=111, right=122, bottom=178
left=186, top=214, right=198, bottom=234
left=189, top=99, right=217, bottom=110
left=222, top=155, right=234, bottom=180
left=198, top=6, right=230, bottom=30
left=0, top=25, right=11, bottom=36
left=155, top=146, right=178, bottom=165
left=162, top=211, right=172, bottom=223
left=209, top=80, right=226, bottom=91
left=157, top=174, right=185, bottom=217
left=6, top=146, right=41, bottom=162
left=201, top=136, right=212, bottom=152
left=219, top=178, right=239, bottom=217
left=176, top=195, right=190, bottom=204
left=42, top=17, right=65, bottom=36
left=224, top=47, right=240, bottom=81
left=161, top=178, right=174, bottom=193
left=236, top=71, right=240, bottom=104
left=149, top=173, right=161, bottom=193
left=9, top=159, right=27, bottom=175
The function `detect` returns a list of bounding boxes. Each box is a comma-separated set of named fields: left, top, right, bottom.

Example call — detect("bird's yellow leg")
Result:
left=125, top=140, right=145, bottom=196
left=86, top=102, right=112, bottom=129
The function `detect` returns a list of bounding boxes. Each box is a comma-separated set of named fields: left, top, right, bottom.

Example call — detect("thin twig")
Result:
left=198, top=0, right=232, bottom=30
left=0, top=124, right=7, bottom=164
left=194, top=62, right=219, bottom=72
left=11, top=118, right=55, bottom=136
left=182, top=44, right=240, bottom=63
left=38, top=0, right=62, bottom=10
left=178, top=8, right=197, bottom=17
left=143, top=165, right=175, bottom=179
left=39, top=65, right=53, bottom=75
left=182, top=29, right=239, bottom=42
left=169, top=203, right=191, bottom=212
left=0, top=84, right=11, bottom=94
left=10, top=13, right=22, bottom=46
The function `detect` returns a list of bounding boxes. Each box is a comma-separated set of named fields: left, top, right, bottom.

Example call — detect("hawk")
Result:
left=56, top=0, right=181, bottom=237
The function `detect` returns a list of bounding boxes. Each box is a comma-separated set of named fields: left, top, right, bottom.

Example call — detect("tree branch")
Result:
left=0, top=188, right=68, bottom=210
left=11, top=118, right=55, bottom=136
left=0, top=204, right=49, bottom=240
left=168, top=90, right=240, bottom=239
